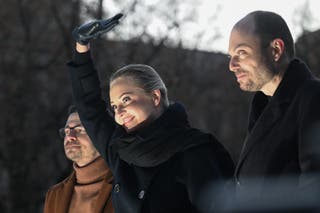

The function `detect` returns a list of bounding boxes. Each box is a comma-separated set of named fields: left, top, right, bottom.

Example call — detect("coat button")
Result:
left=114, top=184, right=120, bottom=193
left=138, top=190, right=145, bottom=199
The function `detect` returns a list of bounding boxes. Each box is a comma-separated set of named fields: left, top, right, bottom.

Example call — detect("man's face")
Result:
left=228, top=28, right=275, bottom=92
left=63, top=112, right=99, bottom=166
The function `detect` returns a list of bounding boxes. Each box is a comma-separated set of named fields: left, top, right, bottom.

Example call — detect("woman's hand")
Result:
left=76, top=42, right=90, bottom=53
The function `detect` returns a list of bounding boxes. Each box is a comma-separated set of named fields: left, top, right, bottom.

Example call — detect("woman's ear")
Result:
left=152, top=89, right=161, bottom=106
left=271, top=38, right=285, bottom=62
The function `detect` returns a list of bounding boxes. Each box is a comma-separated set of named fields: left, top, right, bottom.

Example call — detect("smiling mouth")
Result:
left=236, top=73, right=247, bottom=81
left=123, top=116, right=134, bottom=126
left=65, top=145, right=81, bottom=149
left=65, top=142, right=81, bottom=149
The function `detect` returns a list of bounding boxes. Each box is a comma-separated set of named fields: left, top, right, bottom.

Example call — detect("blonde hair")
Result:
left=110, top=64, right=169, bottom=108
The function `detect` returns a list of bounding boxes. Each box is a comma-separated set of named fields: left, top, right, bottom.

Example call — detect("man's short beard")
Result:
left=241, top=53, right=277, bottom=92
left=262, top=49, right=278, bottom=75
left=66, top=150, right=81, bottom=162
left=240, top=79, right=256, bottom=91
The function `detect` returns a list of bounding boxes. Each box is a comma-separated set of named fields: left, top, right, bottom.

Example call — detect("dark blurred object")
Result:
left=215, top=174, right=320, bottom=213
left=296, top=29, right=320, bottom=78
left=72, top=13, right=123, bottom=45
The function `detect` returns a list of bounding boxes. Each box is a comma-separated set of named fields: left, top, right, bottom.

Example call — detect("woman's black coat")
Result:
left=67, top=51, right=234, bottom=213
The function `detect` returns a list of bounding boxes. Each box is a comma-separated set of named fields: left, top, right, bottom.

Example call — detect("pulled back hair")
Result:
left=109, top=64, right=169, bottom=108
left=235, top=10, right=295, bottom=59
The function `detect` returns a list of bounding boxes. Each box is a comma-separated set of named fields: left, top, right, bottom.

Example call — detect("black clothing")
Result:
left=68, top=51, right=234, bottom=213
left=110, top=102, right=212, bottom=167
left=234, top=59, right=320, bottom=210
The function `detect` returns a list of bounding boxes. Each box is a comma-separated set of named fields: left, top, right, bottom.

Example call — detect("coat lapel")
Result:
left=95, top=170, right=114, bottom=213
left=56, top=172, right=75, bottom=213
left=235, top=59, right=313, bottom=178
left=235, top=101, right=283, bottom=176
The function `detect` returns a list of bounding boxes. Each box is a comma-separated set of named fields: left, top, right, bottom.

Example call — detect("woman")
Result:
left=68, top=42, right=234, bottom=213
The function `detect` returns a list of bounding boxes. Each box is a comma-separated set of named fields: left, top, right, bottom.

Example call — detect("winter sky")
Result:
left=103, top=0, right=320, bottom=53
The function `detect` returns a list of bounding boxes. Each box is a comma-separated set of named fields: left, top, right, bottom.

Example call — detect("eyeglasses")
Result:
left=59, top=125, right=87, bottom=139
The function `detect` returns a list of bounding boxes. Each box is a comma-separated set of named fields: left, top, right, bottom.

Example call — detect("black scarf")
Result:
left=109, top=102, right=211, bottom=167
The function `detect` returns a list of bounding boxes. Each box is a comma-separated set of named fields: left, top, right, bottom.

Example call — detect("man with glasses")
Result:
left=44, top=106, right=114, bottom=213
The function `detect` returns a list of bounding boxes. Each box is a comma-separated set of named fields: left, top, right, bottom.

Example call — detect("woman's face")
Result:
left=109, top=77, right=161, bottom=132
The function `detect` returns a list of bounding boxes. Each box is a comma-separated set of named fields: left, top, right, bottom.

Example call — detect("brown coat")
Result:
left=44, top=171, right=114, bottom=213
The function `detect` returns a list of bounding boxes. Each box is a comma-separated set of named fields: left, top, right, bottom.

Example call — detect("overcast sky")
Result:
left=191, top=0, right=320, bottom=53
left=104, top=0, right=320, bottom=53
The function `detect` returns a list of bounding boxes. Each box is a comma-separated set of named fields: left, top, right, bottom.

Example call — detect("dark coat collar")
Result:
left=272, top=59, right=313, bottom=104
left=110, top=102, right=209, bottom=167
left=135, top=101, right=190, bottom=140
left=248, top=59, right=313, bottom=132
left=236, top=59, right=314, bottom=176
left=110, top=102, right=189, bottom=143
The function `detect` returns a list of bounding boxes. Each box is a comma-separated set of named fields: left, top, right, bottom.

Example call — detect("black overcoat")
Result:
left=235, top=59, right=320, bottom=198
left=67, top=51, right=234, bottom=213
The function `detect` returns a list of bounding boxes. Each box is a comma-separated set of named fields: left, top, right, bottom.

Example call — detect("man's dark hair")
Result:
left=68, top=105, right=78, bottom=115
left=235, top=10, right=295, bottom=59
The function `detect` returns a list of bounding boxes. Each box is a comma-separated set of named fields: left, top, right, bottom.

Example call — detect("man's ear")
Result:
left=152, top=89, right=161, bottom=106
left=271, top=38, right=285, bottom=62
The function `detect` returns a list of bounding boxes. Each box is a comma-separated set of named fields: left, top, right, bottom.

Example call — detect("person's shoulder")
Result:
left=175, top=128, right=234, bottom=176
left=180, top=128, right=223, bottom=151
left=297, top=78, right=320, bottom=102
left=305, top=78, right=320, bottom=91
left=178, top=128, right=233, bottom=165
left=46, top=172, right=75, bottom=193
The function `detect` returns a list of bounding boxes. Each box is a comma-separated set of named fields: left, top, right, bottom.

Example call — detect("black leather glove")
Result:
left=72, top=13, right=123, bottom=45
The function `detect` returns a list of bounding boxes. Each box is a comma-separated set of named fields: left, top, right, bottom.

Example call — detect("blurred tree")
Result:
left=293, top=0, right=320, bottom=77
left=292, top=0, right=315, bottom=35
left=296, top=29, right=320, bottom=78
left=0, top=0, right=276, bottom=212
left=1, top=0, right=80, bottom=212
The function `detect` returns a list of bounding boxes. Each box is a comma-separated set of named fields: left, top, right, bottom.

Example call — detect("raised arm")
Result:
left=67, top=42, right=115, bottom=162
left=66, top=14, right=123, bottom=162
